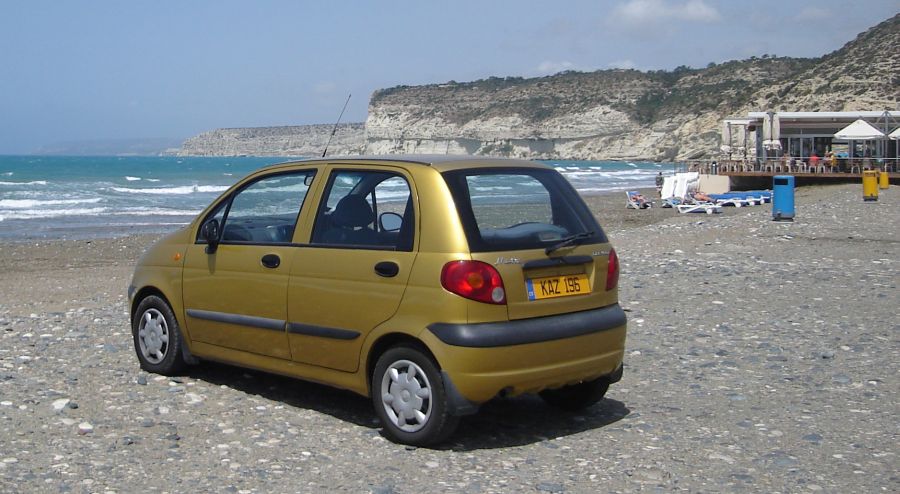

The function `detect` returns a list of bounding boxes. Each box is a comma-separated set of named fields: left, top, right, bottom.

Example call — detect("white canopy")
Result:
left=834, top=119, right=885, bottom=140
left=889, top=127, right=900, bottom=139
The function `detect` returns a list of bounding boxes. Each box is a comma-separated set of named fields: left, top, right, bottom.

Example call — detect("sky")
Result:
left=0, top=0, right=897, bottom=154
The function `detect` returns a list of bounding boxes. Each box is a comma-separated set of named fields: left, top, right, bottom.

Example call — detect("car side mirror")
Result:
left=202, top=219, right=220, bottom=254
left=379, top=212, right=403, bottom=232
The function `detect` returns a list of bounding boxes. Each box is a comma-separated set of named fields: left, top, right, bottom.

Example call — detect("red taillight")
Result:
left=441, top=260, right=506, bottom=305
left=606, top=248, right=619, bottom=291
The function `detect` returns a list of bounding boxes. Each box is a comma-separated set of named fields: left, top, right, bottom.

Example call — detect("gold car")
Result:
left=129, top=156, right=626, bottom=445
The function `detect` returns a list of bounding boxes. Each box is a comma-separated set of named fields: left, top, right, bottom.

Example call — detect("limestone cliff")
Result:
left=177, top=123, right=365, bottom=157
left=179, top=14, right=898, bottom=160
left=365, top=59, right=812, bottom=161
left=366, top=13, right=897, bottom=161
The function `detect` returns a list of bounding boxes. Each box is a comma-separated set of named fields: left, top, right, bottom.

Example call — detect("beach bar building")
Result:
left=710, top=110, right=900, bottom=188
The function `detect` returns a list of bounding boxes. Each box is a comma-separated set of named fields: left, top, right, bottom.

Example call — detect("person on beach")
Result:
left=630, top=192, right=650, bottom=208
left=655, top=172, right=664, bottom=197
left=691, top=190, right=713, bottom=202
left=810, top=152, right=820, bottom=166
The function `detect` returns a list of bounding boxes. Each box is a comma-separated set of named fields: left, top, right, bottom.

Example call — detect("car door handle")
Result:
left=261, top=254, right=281, bottom=269
left=374, top=261, right=399, bottom=278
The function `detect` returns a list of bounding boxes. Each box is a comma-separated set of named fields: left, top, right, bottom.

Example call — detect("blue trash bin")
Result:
left=772, top=175, right=795, bottom=221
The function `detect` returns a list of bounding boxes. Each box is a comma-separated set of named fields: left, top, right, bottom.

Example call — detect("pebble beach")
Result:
left=0, top=183, right=897, bottom=492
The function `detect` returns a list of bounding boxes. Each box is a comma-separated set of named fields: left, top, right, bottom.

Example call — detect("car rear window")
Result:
left=442, top=167, right=607, bottom=252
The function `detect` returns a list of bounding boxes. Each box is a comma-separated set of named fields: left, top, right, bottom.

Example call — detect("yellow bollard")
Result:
left=862, top=170, right=878, bottom=201
left=879, top=169, right=890, bottom=189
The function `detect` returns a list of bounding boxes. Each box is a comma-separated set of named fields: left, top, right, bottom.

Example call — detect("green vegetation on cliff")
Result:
left=371, top=56, right=818, bottom=127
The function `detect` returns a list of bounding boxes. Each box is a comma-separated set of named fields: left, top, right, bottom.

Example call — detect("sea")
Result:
left=0, top=155, right=676, bottom=240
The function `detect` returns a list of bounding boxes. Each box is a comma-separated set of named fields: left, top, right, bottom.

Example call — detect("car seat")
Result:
left=322, top=195, right=378, bottom=245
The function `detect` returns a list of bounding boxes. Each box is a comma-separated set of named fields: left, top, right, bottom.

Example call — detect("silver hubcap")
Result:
left=138, top=308, right=169, bottom=364
left=380, top=359, right=432, bottom=433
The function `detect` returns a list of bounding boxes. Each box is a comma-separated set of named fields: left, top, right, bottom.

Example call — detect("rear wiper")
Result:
left=545, top=231, right=594, bottom=255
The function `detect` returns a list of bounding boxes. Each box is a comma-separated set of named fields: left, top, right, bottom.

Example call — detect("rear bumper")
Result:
left=427, top=304, right=626, bottom=347
left=421, top=305, right=627, bottom=408
left=442, top=363, right=624, bottom=416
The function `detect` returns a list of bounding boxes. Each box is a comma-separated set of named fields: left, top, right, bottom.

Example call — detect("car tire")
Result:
left=132, top=295, right=187, bottom=376
left=539, top=377, right=609, bottom=411
left=372, top=345, right=459, bottom=446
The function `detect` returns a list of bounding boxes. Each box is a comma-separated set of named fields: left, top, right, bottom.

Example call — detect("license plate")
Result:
left=526, top=274, right=591, bottom=301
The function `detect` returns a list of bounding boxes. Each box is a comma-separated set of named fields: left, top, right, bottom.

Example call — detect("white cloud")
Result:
left=608, top=59, right=637, bottom=69
left=613, top=0, right=722, bottom=24
left=536, top=60, right=576, bottom=75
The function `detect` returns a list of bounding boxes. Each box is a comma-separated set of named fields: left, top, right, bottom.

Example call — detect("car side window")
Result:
left=200, top=171, right=315, bottom=244
left=311, top=170, right=413, bottom=250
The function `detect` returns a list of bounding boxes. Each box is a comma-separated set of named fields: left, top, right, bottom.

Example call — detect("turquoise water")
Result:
left=0, top=156, right=673, bottom=239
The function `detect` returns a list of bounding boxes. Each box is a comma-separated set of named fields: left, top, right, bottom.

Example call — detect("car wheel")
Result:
left=132, top=295, right=186, bottom=375
left=539, top=377, right=609, bottom=411
left=372, top=345, right=459, bottom=446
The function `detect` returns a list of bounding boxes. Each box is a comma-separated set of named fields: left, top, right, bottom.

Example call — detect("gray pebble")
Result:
left=536, top=482, right=565, bottom=493
left=832, top=374, right=851, bottom=384
left=802, top=433, right=823, bottom=443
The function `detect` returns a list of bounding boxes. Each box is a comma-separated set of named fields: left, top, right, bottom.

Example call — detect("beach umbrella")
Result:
left=835, top=120, right=885, bottom=162
left=762, top=112, right=781, bottom=151
left=720, top=122, right=733, bottom=157
left=834, top=119, right=884, bottom=140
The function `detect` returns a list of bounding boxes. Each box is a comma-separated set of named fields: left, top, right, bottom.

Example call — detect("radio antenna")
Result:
left=322, top=93, right=351, bottom=158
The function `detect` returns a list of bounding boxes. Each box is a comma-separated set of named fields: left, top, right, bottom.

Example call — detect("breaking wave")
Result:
left=110, top=185, right=229, bottom=195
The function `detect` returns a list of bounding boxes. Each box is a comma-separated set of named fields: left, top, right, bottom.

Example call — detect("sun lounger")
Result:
left=660, top=197, right=682, bottom=208
left=709, top=195, right=751, bottom=207
left=677, top=202, right=722, bottom=214
left=708, top=191, right=772, bottom=206
left=660, top=173, right=699, bottom=207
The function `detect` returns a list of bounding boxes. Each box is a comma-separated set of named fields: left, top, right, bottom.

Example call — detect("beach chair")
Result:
left=708, top=194, right=750, bottom=207
left=676, top=202, right=722, bottom=214
left=746, top=190, right=771, bottom=204
left=660, top=176, right=676, bottom=203
left=752, top=191, right=773, bottom=204
left=625, top=191, right=651, bottom=209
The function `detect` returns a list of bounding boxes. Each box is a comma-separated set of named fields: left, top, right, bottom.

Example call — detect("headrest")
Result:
left=331, top=195, right=374, bottom=228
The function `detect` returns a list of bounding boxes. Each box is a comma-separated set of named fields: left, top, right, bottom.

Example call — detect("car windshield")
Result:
left=442, top=167, right=606, bottom=252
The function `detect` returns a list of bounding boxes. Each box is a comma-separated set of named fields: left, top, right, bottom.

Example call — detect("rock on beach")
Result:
left=0, top=183, right=897, bottom=492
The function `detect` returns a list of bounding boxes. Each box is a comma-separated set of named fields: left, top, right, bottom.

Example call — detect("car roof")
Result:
left=262, top=155, right=552, bottom=173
